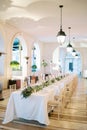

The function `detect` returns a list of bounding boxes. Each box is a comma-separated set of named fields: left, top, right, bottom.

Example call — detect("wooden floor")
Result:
left=0, top=77, right=87, bottom=130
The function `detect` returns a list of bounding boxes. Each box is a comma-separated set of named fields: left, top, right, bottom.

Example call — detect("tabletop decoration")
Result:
left=21, top=75, right=64, bottom=98
left=55, top=76, right=63, bottom=81
left=42, top=80, right=51, bottom=87
left=50, top=79, right=55, bottom=83
left=34, top=85, right=43, bottom=92
left=21, top=87, right=34, bottom=98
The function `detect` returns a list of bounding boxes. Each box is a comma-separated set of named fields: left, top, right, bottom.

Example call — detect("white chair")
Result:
left=63, top=80, right=74, bottom=107
left=48, top=91, right=64, bottom=119
left=9, top=84, right=16, bottom=94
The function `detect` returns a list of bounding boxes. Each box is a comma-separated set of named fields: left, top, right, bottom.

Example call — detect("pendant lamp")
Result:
left=67, top=27, right=73, bottom=52
left=72, top=49, right=76, bottom=56
left=57, top=5, right=66, bottom=44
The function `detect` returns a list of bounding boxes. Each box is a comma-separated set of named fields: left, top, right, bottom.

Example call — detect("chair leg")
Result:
left=58, top=109, right=60, bottom=120
left=9, top=84, right=16, bottom=94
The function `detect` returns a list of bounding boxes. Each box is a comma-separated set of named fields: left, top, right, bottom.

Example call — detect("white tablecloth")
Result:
left=3, top=73, right=78, bottom=125
left=3, top=88, right=55, bottom=125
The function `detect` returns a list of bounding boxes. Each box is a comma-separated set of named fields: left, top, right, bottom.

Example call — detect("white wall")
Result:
left=77, top=47, right=87, bottom=71
left=0, top=21, right=87, bottom=89
left=0, top=22, right=43, bottom=89
left=41, top=42, right=59, bottom=73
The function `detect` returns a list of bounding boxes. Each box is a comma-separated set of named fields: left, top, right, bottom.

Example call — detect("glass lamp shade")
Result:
left=67, top=43, right=73, bottom=52
left=57, top=29, right=66, bottom=43
left=75, top=54, right=78, bottom=58
left=72, top=49, right=76, bottom=56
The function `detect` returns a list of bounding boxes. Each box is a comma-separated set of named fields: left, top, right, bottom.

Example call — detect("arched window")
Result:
left=12, top=38, right=22, bottom=70
left=11, top=36, right=27, bottom=77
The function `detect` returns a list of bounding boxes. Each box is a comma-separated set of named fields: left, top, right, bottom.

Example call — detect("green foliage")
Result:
left=34, top=85, right=43, bottom=92
left=32, top=64, right=37, bottom=72
left=55, top=76, right=62, bottom=81
left=10, top=60, right=19, bottom=65
left=32, top=64, right=37, bottom=69
left=21, top=76, right=63, bottom=98
left=51, top=79, right=55, bottom=83
left=42, top=80, right=51, bottom=87
left=10, top=60, right=20, bottom=70
left=41, top=60, right=48, bottom=67
left=21, top=87, right=34, bottom=98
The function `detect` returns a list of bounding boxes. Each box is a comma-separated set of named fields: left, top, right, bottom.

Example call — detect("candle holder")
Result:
left=25, top=56, right=29, bottom=64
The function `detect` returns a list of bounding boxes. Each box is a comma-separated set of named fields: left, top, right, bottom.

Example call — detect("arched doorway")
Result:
left=52, top=47, right=82, bottom=76
left=64, top=52, right=82, bottom=75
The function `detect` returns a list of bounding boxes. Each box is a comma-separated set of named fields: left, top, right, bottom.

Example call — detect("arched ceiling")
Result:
left=0, top=0, right=87, bottom=47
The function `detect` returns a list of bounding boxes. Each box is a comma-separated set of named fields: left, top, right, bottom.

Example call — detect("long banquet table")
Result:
left=3, top=73, right=78, bottom=125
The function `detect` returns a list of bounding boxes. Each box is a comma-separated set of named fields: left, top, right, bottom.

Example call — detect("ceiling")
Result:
left=0, top=0, right=87, bottom=47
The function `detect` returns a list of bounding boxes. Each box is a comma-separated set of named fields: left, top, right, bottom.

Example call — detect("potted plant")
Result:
left=10, top=60, right=20, bottom=70
left=41, top=60, right=48, bottom=67
left=10, top=60, right=22, bottom=76
left=41, top=60, right=48, bottom=74
left=32, top=64, right=37, bottom=72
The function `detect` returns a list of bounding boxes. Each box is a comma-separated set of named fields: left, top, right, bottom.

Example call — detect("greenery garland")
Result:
left=21, top=87, right=34, bottom=98
left=21, top=76, right=64, bottom=98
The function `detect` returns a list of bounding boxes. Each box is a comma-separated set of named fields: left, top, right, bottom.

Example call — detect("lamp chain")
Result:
left=68, top=27, right=71, bottom=43
left=59, top=5, right=63, bottom=30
